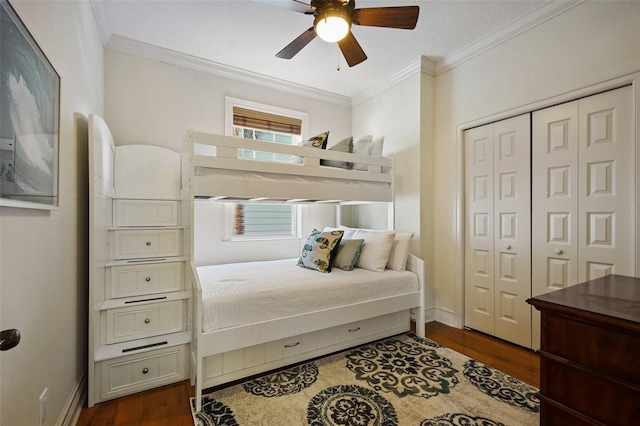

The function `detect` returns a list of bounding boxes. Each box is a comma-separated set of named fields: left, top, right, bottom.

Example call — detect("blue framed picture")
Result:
left=0, top=0, right=60, bottom=209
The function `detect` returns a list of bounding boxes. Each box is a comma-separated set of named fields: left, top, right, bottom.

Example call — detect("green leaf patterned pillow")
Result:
left=297, top=229, right=344, bottom=273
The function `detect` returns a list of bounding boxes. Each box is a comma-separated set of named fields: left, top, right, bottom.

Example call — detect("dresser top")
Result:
left=528, top=275, right=640, bottom=330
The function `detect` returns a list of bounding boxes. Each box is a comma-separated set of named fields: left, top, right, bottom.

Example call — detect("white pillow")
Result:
left=386, top=232, right=414, bottom=271
left=352, top=135, right=373, bottom=171
left=369, top=136, right=384, bottom=157
left=322, top=226, right=356, bottom=240
left=350, top=229, right=396, bottom=272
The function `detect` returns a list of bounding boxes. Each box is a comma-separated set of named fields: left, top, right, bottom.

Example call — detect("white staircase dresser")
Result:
left=88, top=115, right=191, bottom=406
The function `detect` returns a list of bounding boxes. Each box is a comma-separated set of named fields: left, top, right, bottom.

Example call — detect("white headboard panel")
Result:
left=115, top=145, right=181, bottom=200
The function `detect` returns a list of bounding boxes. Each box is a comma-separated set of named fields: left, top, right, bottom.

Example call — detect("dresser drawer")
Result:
left=100, top=344, right=187, bottom=400
left=542, top=313, right=640, bottom=382
left=108, top=262, right=183, bottom=299
left=106, top=300, right=185, bottom=344
left=114, top=200, right=179, bottom=227
left=113, top=229, right=181, bottom=260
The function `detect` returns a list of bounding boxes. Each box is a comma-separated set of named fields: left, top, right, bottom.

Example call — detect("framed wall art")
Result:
left=0, top=0, right=60, bottom=209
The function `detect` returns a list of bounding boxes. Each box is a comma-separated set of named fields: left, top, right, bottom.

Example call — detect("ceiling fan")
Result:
left=253, top=0, right=420, bottom=67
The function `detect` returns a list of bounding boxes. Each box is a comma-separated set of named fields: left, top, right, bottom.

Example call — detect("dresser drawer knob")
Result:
left=348, top=327, right=361, bottom=333
left=146, top=241, right=152, bottom=246
left=145, top=277, right=151, bottom=282
left=142, top=368, right=149, bottom=374
left=144, top=318, right=150, bottom=324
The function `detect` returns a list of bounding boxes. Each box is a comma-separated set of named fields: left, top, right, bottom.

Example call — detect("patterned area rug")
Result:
left=190, top=333, right=539, bottom=425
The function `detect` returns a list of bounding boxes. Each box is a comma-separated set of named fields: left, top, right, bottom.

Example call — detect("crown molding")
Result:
left=435, top=0, right=585, bottom=75
left=351, top=56, right=436, bottom=107
left=106, top=35, right=352, bottom=108
left=93, top=0, right=583, bottom=108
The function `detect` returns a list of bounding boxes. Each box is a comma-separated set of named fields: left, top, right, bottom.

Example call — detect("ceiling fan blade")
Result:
left=249, top=0, right=314, bottom=14
left=337, top=31, right=367, bottom=67
left=276, top=27, right=317, bottom=59
left=352, top=6, right=420, bottom=29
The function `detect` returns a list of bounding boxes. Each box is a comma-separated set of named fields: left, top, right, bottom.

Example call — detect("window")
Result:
left=232, top=203, right=296, bottom=238
left=225, top=98, right=308, bottom=240
left=232, top=127, right=299, bottom=163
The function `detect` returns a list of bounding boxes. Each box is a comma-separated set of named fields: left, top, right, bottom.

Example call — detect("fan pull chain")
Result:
left=337, top=50, right=341, bottom=71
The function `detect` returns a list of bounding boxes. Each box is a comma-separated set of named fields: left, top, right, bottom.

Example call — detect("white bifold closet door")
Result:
left=532, top=85, right=635, bottom=347
left=465, top=114, right=532, bottom=348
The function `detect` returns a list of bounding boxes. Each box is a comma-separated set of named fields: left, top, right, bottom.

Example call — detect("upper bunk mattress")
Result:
left=193, top=167, right=391, bottom=202
left=197, top=258, right=419, bottom=333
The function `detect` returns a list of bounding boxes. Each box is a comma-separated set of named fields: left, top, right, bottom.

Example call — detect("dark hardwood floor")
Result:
left=76, top=322, right=540, bottom=425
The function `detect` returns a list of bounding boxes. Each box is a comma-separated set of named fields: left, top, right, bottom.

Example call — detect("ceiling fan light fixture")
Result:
left=314, top=9, right=350, bottom=42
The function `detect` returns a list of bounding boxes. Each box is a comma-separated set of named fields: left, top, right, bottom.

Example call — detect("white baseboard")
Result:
left=56, top=369, right=87, bottom=426
left=424, top=306, right=436, bottom=323
left=434, top=307, right=459, bottom=328
left=414, top=306, right=459, bottom=328
left=411, top=306, right=436, bottom=324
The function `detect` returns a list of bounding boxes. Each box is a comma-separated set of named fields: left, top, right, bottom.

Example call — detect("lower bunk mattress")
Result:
left=197, top=258, right=419, bottom=333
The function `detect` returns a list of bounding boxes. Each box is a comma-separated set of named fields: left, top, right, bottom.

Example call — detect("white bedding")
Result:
left=197, top=258, right=419, bottom=333
left=195, top=167, right=390, bottom=188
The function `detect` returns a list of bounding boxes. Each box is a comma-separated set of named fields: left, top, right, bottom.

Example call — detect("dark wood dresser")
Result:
left=527, top=274, right=640, bottom=425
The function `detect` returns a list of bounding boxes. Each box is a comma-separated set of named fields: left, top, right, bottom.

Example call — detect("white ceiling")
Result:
left=93, top=0, right=564, bottom=98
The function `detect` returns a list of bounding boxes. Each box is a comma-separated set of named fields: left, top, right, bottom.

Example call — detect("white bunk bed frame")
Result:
left=183, top=131, right=426, bottom=412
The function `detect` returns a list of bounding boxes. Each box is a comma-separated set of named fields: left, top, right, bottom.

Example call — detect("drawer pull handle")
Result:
left=348, top=327, right=361, bottom=333
left=145, top=277, right=151, bottom=282
left=144, top=318, right=150, bottom=324
left=146, top=241, right=151, bottom=246
left=284, top=342, right=300, bottom=348
left=142, top=368, right=149, bottom=374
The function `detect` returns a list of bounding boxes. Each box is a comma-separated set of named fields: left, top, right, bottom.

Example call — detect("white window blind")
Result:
left=233, top=203, right=295, bottom=237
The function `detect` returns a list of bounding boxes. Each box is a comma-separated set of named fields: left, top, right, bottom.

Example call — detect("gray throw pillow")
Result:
left=333, top=239, right=365, bottom=271
left=321, top=136, right=353, bottom=169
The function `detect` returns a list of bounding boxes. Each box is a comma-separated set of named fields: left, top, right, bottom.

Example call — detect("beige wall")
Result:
left=433, top=1, right=640, bottom=323
left=105, top=50, right=352, bottom=265
left=352, top=73, right=422, bottom=253
left=352, top=68, right=436, bottom=314
left=105, top=49, right=353, bottom=151
left=0, top=1, right=103, bottom=424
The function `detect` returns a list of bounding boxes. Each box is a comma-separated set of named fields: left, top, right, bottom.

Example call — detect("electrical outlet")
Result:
left=39, top=388, right=48, bottom=426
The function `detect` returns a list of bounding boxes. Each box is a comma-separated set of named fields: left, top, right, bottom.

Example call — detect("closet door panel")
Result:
left=532, top=101, right=579, bottom=348
left=533, top=101, right=579, bottom=295
left=578, top=86, right=635, bottom=282
left=493, top=114, right=532, bottom=348
left=464, top=124, right=495, bottom=335
left=532, top=85, right=635, bottom=349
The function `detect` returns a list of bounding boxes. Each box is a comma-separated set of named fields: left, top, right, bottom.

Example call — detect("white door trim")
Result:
left=452, top=71, right=640, bottom=328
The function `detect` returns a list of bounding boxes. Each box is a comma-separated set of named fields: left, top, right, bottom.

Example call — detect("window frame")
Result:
left=225, top=97, right=309, bottom=140
left=224, top=97, right=308, bottom=242
left=224, top=202, right=301, bottom=242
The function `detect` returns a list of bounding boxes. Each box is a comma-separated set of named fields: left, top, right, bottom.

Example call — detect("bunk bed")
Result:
left=182, top=131, right=426, bottom=412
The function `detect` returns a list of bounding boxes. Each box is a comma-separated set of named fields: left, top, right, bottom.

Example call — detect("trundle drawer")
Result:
left=108, top=262, right=183, bottom=298
left=114, top=200, right=179, bottom=227
left=322, top=311, right=409, bottom=347
left=106, top=300, right=185, bottom=344
left=113, top=229, right=181, bottom=259
left=100, top=344, right=187, bottom=400
left=203, top=310, right=410, bottom=384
